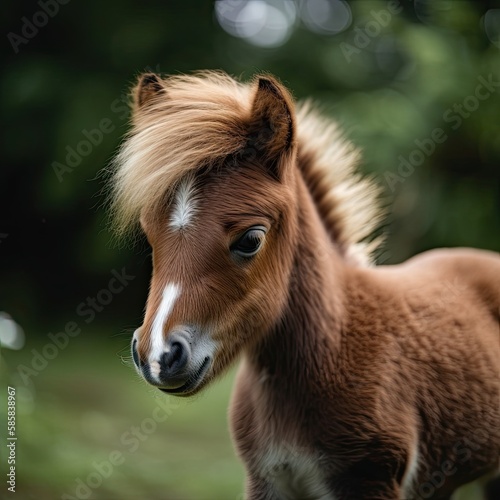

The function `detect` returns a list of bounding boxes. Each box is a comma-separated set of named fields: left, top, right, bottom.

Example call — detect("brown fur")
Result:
left=111, top=71, right=500, bottom=499
left=109, top=71, right=381, bottom=263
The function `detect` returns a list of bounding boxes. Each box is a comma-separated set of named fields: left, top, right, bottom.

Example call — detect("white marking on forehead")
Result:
left=149, top=284, right=180, bottom=369
left=170, top=176, right=197, bottom=230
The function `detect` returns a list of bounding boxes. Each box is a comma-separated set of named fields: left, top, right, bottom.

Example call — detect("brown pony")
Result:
left=110, top=71, right=499, bottom=499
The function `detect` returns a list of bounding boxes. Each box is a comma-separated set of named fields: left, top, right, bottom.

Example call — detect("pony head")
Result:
left=112, top=72, right=301, bottom=395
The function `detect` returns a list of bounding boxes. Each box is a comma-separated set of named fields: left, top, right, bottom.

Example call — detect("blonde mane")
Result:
left=295, top=102, right=383, bottom=263
left=110, top=71, right=383, bottom=263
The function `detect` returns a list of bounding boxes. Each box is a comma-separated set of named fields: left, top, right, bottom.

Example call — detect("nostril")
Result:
left=168, top=342, right=183, bottom=369
left=160, top=339, right=189, bottom=377
left=132, top=339, right=141, bottom=367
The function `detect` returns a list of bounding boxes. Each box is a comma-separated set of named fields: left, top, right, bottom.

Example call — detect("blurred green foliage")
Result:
left=1, top=0, right=499, bottom=327
left=1, top=1, right=499, bottom=498
left=1, top=335, right=244, bottom=499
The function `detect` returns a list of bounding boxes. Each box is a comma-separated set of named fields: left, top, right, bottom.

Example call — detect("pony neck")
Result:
left=247, top=171, right=345, bottom=393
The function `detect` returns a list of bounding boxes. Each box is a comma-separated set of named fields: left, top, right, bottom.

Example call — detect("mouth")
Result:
left=159, top=356, right=211, bottom=396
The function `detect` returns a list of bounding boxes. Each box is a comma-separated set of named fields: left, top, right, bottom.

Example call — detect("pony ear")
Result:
left=133, top=73, right=165, bottom=109
left=246, top=76, right=296, bottom=176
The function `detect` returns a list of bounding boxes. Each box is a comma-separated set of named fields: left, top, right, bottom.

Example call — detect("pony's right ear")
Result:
left=133, top=73, right=165, bottom=110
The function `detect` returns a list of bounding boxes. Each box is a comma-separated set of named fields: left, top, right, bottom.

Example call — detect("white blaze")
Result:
left=150, top=284, right=180, bottom=366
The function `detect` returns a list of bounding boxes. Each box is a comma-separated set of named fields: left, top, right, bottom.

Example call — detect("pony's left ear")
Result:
left=247, top=76, right=296, bottom=176
left=133, top=73, right=165, bottom=111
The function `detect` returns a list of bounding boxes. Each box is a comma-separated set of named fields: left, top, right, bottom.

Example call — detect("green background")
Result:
left=1, top=1, right=499, bottom=498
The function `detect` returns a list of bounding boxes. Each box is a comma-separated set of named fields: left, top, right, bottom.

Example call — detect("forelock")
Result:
left=109, top=71, right=253, bottom=236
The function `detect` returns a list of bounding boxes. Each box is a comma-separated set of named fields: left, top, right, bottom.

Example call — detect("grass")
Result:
left=1, top=330, right=244, bottom=499
left=0, top=329, right=484, bottom=499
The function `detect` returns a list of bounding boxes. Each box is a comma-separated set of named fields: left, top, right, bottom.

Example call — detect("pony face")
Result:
left=120, top=73, right=298, bottom=396
left=133, top=161, right=297, bottom=396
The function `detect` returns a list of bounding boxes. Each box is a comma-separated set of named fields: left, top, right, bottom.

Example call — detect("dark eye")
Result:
left=230, top=226, right=267, bottom=258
